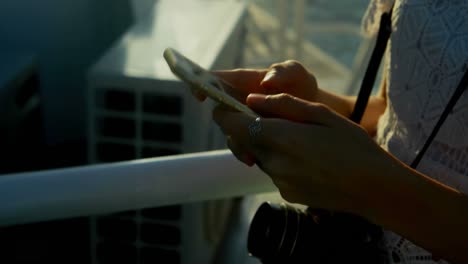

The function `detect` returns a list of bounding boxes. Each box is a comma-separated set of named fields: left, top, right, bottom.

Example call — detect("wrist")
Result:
left=365, top=157, right=468, bottom=261
left=315, top=88, right=355, bottom=118
left=363, top=152, right=462, bottom=230
left=349, top=148, right=405, bottom=224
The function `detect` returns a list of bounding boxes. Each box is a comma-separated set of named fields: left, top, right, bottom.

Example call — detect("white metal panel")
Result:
left=89, top=0, right=246, bottom=80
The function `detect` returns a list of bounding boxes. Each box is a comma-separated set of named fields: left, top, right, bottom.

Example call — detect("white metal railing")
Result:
left=0, top=150, right=275, bottom=227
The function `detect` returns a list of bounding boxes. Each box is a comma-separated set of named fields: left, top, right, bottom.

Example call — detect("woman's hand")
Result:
left=213, top=93, right=397, bottom=217
left=192, top=60, right=319, bottom=104
left=199, top=61, right=381, bottom=132
left=215, top=94, right=468, bottom=263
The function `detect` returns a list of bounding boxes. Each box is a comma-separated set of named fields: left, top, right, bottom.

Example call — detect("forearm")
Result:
left=316, top=88, right=386, bottom=136
left=368, top=156, right=468, bottom=263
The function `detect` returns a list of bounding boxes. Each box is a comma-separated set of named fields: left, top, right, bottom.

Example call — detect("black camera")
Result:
left=247, top=202, right=387, bottom=263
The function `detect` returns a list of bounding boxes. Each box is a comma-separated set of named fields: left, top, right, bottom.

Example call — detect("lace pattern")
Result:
left=368, top=0, right=468, bottom=263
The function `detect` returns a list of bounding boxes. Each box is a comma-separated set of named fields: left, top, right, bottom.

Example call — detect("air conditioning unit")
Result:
left=86, top=1, right=247, bottom=263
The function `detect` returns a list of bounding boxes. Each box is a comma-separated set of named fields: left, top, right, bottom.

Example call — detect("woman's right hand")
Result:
left=192, top=60, right=319, bottom=104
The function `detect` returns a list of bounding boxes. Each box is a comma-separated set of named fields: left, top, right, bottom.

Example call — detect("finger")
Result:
left=212, top=105, right=277, bottom=149
left=246, top=93, right=343, bottom=127
left=277, top=188, right=303, bottom=204
left=226, top=136, right=256, bottom=167
left=212, top=69, right=267, bottom=101
left=213, top=106, right=278, bottom=169
left=260, top=60, right=308, bottom=92
left=189, top=85, right=207, bottom=101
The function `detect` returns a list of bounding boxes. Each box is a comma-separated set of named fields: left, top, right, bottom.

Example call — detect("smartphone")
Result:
left=163, top=48, right=259, bottom=118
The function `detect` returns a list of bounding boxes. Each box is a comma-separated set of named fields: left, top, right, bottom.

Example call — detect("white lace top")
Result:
left=362, top=0, right=468, bottom=263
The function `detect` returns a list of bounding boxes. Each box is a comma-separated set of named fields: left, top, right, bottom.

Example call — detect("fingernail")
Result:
left=262, top=70, right=275, bottom=82
left=247, top=93, right=266, bottom=100
left=246, top=93, right=266, bottom=105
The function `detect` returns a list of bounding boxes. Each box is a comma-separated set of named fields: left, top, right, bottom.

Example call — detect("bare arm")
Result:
left=317, top=76, right=468, bottom=262
left=365, top=154, right=468, bottom=264
left=327, top=77, right=468, bottom=262
left=316, top=75, right=387, bottom=136
left=322, top=75, right=468, bottom=262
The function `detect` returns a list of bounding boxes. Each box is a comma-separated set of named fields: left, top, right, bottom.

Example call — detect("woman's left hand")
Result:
left=213, top=93, right=399, bottom=217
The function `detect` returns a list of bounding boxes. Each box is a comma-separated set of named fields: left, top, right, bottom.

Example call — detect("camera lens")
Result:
left=247, top=202, right=305, bottom=263
left=247, top=202, right=386, bottom=263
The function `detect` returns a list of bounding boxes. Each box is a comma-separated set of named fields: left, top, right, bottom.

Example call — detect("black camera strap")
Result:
left=349, top=9, right=393, bottom=124
left=410, top=71, right=468, bottom=168
left=350, top=6, right=468, bottom=169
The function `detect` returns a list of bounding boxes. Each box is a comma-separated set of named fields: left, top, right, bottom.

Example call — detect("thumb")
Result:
left=246, top=93, right=338, bottom=126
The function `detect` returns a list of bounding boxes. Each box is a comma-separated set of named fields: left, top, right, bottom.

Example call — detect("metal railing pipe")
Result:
left=0, top=150, right=275, bottom=226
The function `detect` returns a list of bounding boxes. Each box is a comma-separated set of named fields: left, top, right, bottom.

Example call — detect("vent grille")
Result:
left=98, top=117, right=136, bottom=139
left=96, top=142, right=135, bottom=162
left=98, top=89, right=136, bottom=112
left=94, top=206, right=183, bottom=264
left=97, top=241, right=137, bottom=264
left=90, top=88, right=185, bottom=264
left=142, top=121, right=182, bottom=142
left=142, top=93, right=182, bottom=116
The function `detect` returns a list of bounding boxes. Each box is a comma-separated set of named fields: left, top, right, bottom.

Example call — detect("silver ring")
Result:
left=248, top=117, right=262, bottom=139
